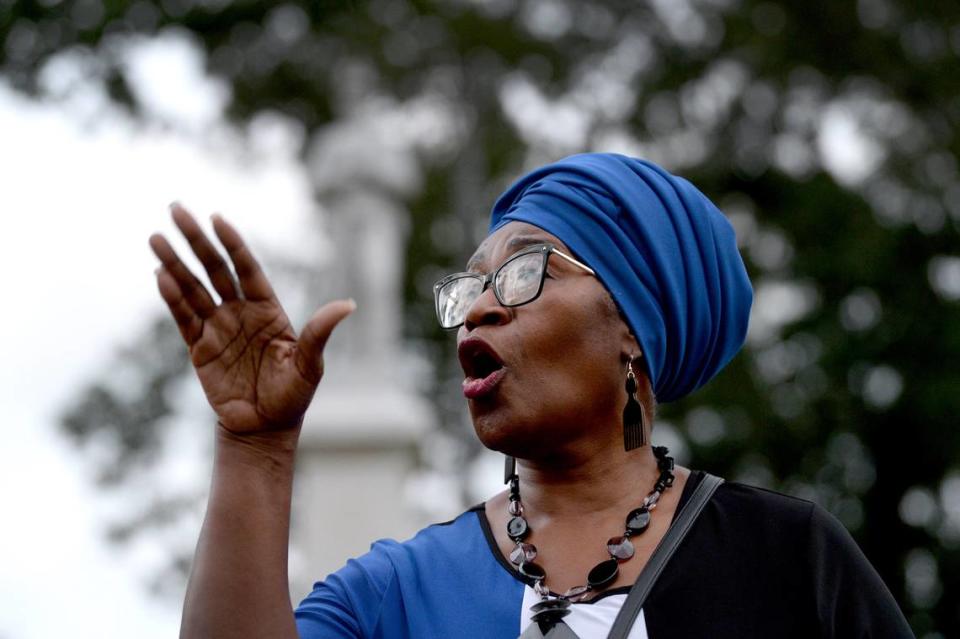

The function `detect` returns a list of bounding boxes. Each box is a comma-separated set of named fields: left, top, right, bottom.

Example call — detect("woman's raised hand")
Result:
left=149, top=204, right=354, bottom=436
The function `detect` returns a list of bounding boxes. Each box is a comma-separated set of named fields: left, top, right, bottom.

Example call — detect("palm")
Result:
left=150, top=206, right=353, bottom=434
left=191, top=300, right=302, bottom=432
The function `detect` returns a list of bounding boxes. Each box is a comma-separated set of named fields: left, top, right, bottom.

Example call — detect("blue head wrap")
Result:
left=489, top=153, right=752, bottom=403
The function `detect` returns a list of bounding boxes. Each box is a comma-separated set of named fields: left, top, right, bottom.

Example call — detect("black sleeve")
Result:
left=805, top=504, right=915, bottom=638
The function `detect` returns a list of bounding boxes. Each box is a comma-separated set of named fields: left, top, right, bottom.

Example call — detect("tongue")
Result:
left=463, top=368, right=506, bottom=399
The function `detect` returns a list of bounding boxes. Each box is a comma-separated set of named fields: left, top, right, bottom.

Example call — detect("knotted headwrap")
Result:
left=489, top=153, right=752, bottom=403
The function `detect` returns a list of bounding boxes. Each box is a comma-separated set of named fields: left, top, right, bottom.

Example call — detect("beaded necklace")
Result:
left=506, top=446, right=675, bottom=633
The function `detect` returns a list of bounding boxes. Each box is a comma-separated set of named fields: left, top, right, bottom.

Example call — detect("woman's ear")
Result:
left=600, top=291, right=642, bottom=365
left=604, top=295, right=659, bottom=434
left=620, top=327, right=642, bottom=363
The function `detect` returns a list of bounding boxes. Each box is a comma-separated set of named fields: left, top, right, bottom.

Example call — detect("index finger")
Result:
left=210, top=214, right=277, bottom=302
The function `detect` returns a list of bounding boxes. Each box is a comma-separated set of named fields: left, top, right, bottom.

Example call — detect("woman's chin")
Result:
left=470, top=412, right=521, bottom=453
left=470, top=414, right=548, bottom=459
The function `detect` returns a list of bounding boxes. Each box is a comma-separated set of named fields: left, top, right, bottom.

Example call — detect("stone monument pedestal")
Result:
left=289, top=123, right=435, bottom=600
left=289, top=379, right=432, bottom=598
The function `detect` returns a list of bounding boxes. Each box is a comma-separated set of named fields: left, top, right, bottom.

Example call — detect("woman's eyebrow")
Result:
left=465, top=235, right=554, bottom=271
left=507, top=235, right=554, bottom=251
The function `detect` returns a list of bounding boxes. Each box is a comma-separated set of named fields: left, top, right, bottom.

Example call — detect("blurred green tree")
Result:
left=3, top=0, right=958, bottom=634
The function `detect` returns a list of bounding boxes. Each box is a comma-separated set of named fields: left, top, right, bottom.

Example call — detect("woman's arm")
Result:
left=806, top=504, right=914, bottom=638
left=149, top=205, right=354, bottom=638
left=182, top=427, right=301, bottom=638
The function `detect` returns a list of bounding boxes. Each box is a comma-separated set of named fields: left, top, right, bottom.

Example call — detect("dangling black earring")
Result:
left=504, top=455, right=517, bottom=484
left=623, top=356, right=647, bottom=450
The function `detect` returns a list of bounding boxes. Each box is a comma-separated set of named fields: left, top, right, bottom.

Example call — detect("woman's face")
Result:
left=456, top=221, right=636, bottom=459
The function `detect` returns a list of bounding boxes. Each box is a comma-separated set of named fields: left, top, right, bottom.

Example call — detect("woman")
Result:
left=151, top=153, right=913, bottom=638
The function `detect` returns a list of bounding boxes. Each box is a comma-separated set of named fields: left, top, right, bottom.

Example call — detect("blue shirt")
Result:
left=295, top=473, right=914, bottom=639
left=296, top=507, right=524, bottom=638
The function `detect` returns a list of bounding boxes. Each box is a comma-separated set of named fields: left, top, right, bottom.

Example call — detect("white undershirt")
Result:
left=520, top=585, right=649, bottom=639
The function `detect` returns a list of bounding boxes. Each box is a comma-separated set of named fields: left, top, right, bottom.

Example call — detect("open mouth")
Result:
left=469, top=350, right=503, bottom=379
left=458, top=337, right=507, bottom=399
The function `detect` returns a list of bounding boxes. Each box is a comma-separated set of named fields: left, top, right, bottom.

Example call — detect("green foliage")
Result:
left=6, top=0, right=959, bottom=633
left=60, top=318, right=190, bottom=485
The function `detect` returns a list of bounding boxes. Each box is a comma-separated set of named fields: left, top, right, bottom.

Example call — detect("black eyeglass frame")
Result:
left=433, top=243, right=596, bottom=330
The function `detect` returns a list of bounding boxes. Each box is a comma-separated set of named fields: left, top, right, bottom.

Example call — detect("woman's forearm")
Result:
left=149, top=207, right=355, bottom=638
left=180, top=425, right=301, bottom=639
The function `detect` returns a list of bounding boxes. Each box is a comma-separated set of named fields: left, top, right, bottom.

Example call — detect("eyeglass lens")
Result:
left=436, top=250, right=547, bottom=328
left=438, top=277, right=483, bottom=328
left=497, top=252, right=544, bottom=305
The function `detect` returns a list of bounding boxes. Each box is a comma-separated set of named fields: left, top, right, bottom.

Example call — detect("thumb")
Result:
left=296, top=298, right=356, bottom=382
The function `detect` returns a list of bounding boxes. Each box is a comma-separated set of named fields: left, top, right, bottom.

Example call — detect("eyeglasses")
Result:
left=433, top=243, right=596, bottom=330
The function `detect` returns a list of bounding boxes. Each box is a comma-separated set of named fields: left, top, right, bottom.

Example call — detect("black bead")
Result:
left=625, top=371, right=637, bottom=394
left=519, top=561, right=546, bottom=579
left=530, top=599, right=572, bottom=627
left=586, top=558, right=619, bottom=589
left=531, top=598, right=572, bottom=614
left=530, top=600, right=573, bottom=634
left=507, top=516, right=530, bottom=541
left=625, top=507, right=651, bottom=534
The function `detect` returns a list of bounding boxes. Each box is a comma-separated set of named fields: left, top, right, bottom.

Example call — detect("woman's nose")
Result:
left=462, top=285, right=510, bottom=331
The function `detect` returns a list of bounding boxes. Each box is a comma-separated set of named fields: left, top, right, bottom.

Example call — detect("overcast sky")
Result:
left=0, top=38, right=315, bottom=637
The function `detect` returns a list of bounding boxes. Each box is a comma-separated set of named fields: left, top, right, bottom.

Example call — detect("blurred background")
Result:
left=1, top=0, right=958, bottom=637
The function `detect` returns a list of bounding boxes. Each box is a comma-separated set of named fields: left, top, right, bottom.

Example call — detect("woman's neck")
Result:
left=515, top=443, right=664, bottom=519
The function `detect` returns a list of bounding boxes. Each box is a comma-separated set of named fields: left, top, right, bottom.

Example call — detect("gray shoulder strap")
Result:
left=606, top=473, right=724, bottom=639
